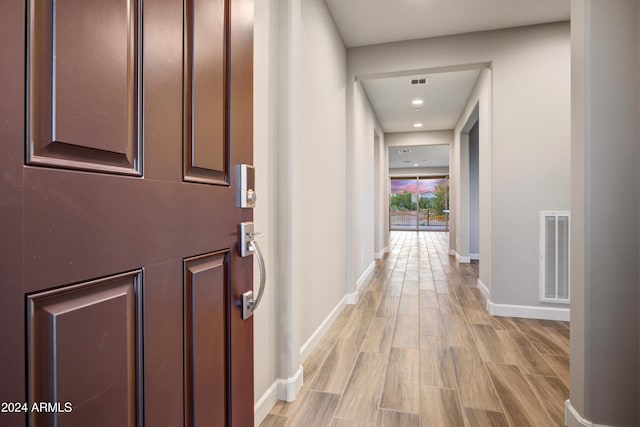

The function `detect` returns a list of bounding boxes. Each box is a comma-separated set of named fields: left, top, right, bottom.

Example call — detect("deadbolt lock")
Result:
left=236, top=164, right=256, bottom=208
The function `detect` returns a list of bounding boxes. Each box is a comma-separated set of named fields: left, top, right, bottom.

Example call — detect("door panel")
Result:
left=22, top=170, right=236, bottom=292
left=27, top=0, right=140, bottom=174
left=143, top=0, right=183, bottom=183
left=184, top=252, right=228, bottom=426
left=184, top=0, right=228, bottom=184
left=27, top=271, right=141, bottom=426
left=143, top=262, right=184, bottom=427
left=0, top=0, right=254, bottom=425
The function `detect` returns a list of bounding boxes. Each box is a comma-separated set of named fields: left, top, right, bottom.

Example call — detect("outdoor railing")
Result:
left=390, top=209, right=449, bottom=230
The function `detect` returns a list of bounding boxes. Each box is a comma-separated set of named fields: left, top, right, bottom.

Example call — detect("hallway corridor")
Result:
left=261, top=232, right=569, bottom=426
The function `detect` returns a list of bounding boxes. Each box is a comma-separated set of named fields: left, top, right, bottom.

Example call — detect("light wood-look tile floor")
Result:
left=261, top=231, right=569, bottom=427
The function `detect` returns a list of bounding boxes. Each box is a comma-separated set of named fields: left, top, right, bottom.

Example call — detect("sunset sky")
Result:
left=391, top=178, right=446, bottom=195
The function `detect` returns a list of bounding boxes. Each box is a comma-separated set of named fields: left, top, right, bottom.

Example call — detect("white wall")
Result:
left=296, top=0, right=347, bottom=345
left=386, top=130, right=452, bottom=147
left=253, top=0, right=279, bottom=419
left=568, top=0, right=639, bottom=425
left=489, top=25, right=570, bottom=309
left=253, top=0, right=349, bottom=422
left=348, top=22, right=571, bottom=311
left=373, top=133, right=388, bottom=257
left=347, top=82, right=384, bottom=294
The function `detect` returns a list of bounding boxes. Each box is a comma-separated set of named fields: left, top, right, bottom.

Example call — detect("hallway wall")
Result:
left=254, top=6, right=574, bottom=424
left=296, top=0, right=347, bottom=349
left=385, top=130, right=452, bottom=147
left=569, top=0, right=640, bottom=424
left=253, top=0, right=279, bottom=412
left=348, top=22, right=571, bottom=313
left=347, top=82, right=385, bottom=296
left=253, top=0, right=353, bottom=422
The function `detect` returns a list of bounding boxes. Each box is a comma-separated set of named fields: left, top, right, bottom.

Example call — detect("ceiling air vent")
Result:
left=410, top=77, right=428, bottom=85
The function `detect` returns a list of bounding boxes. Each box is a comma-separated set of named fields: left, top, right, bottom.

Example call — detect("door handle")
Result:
left=239, top=222, right=266, bottom=319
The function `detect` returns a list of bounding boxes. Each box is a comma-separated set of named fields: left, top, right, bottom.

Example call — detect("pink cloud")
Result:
left=392, top=178, right=446, bottom=195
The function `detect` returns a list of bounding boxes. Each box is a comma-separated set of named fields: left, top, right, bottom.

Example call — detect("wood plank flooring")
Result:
left=262, top=231, right=569, bottom=426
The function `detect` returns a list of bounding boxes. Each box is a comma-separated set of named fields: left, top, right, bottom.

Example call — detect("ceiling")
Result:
left=361, top=70, right=482, bottom=133
left=324, top=0, right=569, bottom=168
left=389, top=144, right=450, bottom=169
left=324, top=0, right=570, bottom=48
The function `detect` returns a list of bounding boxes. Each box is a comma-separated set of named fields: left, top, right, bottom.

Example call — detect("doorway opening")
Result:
left=388, top=143, right=450, bottom=232
left=389, top=176, right=449, bottom=231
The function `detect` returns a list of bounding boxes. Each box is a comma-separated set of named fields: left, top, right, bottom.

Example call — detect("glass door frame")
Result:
left=389, top=175, right=449, bottom=232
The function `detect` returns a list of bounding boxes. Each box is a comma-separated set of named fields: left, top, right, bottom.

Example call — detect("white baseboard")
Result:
left=449, top=249, right=455, bottom=256
left=477, top=278, right=490, bottom=299
left=565, top=400, right=612, bottom=426
left=277, top=365, right=304, bottom=402
left=254, top=365, right=304, bottom=426
left=374, top=247, right=389, bottom=260
left=347, top=261, right=376, bottom=305
left=455, top=251, right=471, bottom=263
left=470, top=253, right=480, bottom=260
left=300, top=295, right=347, bottom=362
left=357, top=261, right=376, bottom=288
left=254, top=380, right=279, bottom=426
left=346, top=291, right=359, bottom=305
left=488, top=300, right=570, bottom=321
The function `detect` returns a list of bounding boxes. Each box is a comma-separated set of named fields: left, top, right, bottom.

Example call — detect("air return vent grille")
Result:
left=540, top=212, right=570, bottom=303
left=410, top=78, right=428, bottom=85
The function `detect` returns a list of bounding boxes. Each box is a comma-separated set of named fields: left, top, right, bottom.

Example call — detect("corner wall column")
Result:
left=569, top=1, right=639, bottom=425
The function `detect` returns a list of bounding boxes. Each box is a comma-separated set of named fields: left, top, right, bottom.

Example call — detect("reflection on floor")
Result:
left=261, top=231, right=569, bottom=427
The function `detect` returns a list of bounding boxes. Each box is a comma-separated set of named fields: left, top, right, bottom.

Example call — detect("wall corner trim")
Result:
left=449, top=249, right=455, bottom=256
left=254, top=365, right=304, bottom=426
left=374, top=247, right=389, bottom=260
left=277, top=365, right=304, bottom=402
left=455, top=251, right=471, bottom=263
left=477, top=278, right=490, bottom=299
left=300, top=295, right=347, bottom=361
left=346, top=291, right=359, bottom=305
left=565, top=400, right=612, bottom=427
left=487, top=300, right=570, bottom=321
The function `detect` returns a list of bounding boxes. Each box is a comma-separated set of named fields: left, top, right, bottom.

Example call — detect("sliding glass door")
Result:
left=390, top=176, right=449, bottom=231
left=390, top=178, right=418, bottom=229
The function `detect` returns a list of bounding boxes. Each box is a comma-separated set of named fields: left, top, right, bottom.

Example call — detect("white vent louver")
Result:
left=540, top=212, right=570, bottom=303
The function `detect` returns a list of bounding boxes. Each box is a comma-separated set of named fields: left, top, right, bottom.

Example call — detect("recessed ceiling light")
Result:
left=398, top=149, right=411, bottom=154
left=413, top=123, right=423, bottom=128
left=411, top=99, right=424, bottom=106
left=413, top=163, right=420, bottom=167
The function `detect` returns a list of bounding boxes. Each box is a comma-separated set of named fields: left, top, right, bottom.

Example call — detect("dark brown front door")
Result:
left=0, top=0, right=254, bottom=426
